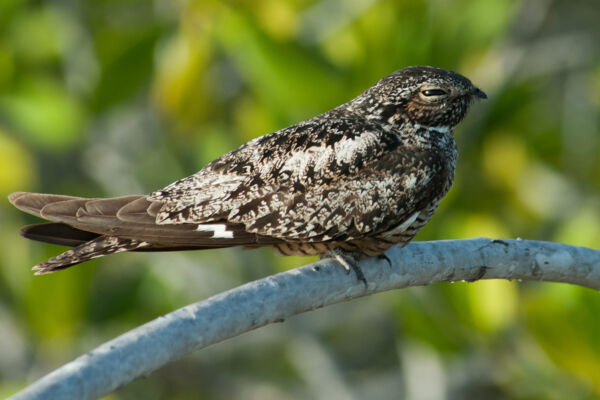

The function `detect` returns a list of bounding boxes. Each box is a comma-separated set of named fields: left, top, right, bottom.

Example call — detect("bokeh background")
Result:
left=1, top=0, right=600, bottom=398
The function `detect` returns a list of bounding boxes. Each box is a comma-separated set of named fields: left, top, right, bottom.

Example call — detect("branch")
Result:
left=9, top=238, right=600, bottom=400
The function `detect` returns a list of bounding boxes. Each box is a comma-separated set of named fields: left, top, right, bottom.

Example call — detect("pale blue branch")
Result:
left=9, top=238, right=600, bottom=400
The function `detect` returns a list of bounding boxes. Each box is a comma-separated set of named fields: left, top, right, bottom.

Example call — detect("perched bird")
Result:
left=9, top=66, right=486, bottom=278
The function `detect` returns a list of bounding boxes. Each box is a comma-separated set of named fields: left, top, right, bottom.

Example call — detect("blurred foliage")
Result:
left=1, top=0, right=599, bottom=399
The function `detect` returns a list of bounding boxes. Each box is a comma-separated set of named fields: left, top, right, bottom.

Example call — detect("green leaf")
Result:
left=0, top=77, right=86, bottom=151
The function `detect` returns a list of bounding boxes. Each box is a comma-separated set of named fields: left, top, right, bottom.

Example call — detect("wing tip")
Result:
left=9, top=192, right=85, bottom=218
left=9, top=192, right=45, bottom=217
left=8, top=191, right=28, bottom=205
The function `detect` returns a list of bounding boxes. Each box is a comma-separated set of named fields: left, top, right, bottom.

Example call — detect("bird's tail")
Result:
left=32, top=236, right=150, bottom=275
left=9, top=191, right=284, bottom=274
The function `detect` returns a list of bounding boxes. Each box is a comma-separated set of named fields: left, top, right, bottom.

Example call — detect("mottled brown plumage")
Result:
left=9, top=66, right=486, bottom=275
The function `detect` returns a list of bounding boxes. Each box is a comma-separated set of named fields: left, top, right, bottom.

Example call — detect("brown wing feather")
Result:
left=9, top=192, right=284, bottom=273
left=9, top=192, right=87, bottom=218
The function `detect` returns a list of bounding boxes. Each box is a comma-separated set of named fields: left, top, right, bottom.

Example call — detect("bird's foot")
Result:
left=322, top=249, right=367, bottom=286
left=377, top=253, right=392, bottom=268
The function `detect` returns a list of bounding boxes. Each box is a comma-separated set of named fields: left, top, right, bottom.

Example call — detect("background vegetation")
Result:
left=1, top=0, right=599, bottom=398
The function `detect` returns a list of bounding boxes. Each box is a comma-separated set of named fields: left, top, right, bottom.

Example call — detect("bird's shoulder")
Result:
left=153, top=109, right=406, bottom=195
left=147, top=109, right=449, bottom=226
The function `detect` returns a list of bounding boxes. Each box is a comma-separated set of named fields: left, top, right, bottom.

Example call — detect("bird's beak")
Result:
left=472, top=87, right=487, bottom=99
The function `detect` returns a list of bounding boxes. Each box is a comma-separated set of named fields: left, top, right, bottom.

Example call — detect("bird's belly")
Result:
left=271, top=239, right=395, bottom=257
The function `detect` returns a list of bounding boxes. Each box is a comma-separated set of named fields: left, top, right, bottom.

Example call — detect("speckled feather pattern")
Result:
left=9, top=66, right=486, bottom=273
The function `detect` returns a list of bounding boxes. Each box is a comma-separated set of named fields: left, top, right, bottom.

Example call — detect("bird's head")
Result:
left=350, top=66, right=487, bottom=130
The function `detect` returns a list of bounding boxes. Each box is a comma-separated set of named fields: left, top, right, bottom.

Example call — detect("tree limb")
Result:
left=9, top=238, right=600, bottom=400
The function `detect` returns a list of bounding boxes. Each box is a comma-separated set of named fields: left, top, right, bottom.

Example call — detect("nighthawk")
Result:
left=9, top=66, right=486, bottom=278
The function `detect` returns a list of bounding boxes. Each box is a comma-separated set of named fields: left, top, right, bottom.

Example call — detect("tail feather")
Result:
left=33, top=236, right=149, bottom=275
left=9, top=191, right=285, bottom=274
left=20, top=223, right=101, bottom=247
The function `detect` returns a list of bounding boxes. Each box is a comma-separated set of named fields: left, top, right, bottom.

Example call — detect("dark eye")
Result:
left=421, top=89, right=447, bottom=97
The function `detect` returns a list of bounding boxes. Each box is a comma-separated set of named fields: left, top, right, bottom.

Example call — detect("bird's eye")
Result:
left=421, top=88, right=447, bottom=97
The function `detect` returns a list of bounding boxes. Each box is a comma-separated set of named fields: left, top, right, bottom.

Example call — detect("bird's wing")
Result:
left=227, top=149, right=450, bottom=242
left=10, top=191, right=282, bottom=248
left=148, top=117, right=451, bottom=243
